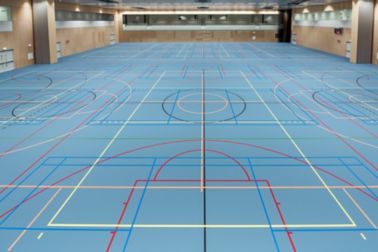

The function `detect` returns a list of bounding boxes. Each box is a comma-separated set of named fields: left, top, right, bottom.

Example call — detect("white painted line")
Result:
left=241, top=71, right=356, bottom=227
left=360, top=233, right=367, bottom=240
left=48, top=72, right=166, bottom=226
left=37, top=233, right=44, bottom=240
left=7, top=189, right=61, bottom=251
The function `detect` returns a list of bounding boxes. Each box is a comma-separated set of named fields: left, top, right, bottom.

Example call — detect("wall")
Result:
left=373, top=0, right=378, bottom=64
left=119, top=30, right=278, bottom=42
left=0, top=0, right=34, bottom=68
left=55, top=3, right=118, bottom=57
left=292, top=2, right=352, bottom=57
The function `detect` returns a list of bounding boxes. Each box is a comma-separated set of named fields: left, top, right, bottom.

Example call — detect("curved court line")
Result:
left=0, top=80, right=133, bottom=156
left=312, top=89, right=378, bottom=119
left=313, top=93, right=378, bottom=139
left=11, top=90, right=97, bottom=120
left=152, top=148, right=252, bottom=181
left=274, top=69, right=378, bottom=172
left=1, top=139, right=376, bottom=225
left=0, top=94, right=22, bottom=111
left=318, top=72, right=378, bottom=114
left=0, top=72, right=100, bottom=127
left=77, top=78, right=133, bottom=116
left=288, top=91, right=330, bottom=115
left=162, top=89, right=247, bottom=123
left=10, top=74, right=53, bottom=87
left=272, top=78, right=378, bottom=150
left=177, top=92, right=229, bottom=115
left=356, top=74, right=378, bottom=97
left=0, top=74, right=133, bottom=200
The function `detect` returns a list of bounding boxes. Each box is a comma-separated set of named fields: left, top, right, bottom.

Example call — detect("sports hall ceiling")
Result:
left=56, top=0, right=349, bottom=10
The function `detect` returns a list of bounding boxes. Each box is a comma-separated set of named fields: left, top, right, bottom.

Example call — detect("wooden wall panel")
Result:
left=0, top=0, right=34, bottom=68
left=119, top=30, right=278, bottom=42
left=292, top=2, right=352, bottom=57
left=292, top=26, right=351, bottom=57
left=55, top=3, right=117, bottom=57
left=56, top=26, right=116, bottom=57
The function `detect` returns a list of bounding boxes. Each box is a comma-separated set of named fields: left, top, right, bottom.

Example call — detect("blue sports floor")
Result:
left=0, top=43, right=377, bottom=252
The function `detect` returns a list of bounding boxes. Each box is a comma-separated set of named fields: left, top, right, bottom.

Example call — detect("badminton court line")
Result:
left=47, top=72, right=166, bottom=226
left=241, top=71, right=356, bottom=227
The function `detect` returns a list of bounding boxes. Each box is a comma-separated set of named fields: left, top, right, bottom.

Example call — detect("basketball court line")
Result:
left=343, top=188, right=377, bottom=229
left=241, top=71, right=356, bottom=226
left=0, top=43, right=377, bottom=252
left=7, top=188, right=62, bottom=251
left=0, top=71, right=103, bottom=127
left=303, top=71, right=378, bottom=113
left=275, top=69, right=378, bottom=171
left=47, top=72, right=166, bottom=226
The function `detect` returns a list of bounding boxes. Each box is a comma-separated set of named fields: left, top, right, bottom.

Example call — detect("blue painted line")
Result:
left=167, top=90, right=181, bottom=124
left=273, top=228, right=378, bottom=232
left=320, top=91, right=368, bottom=118
left=0, top=158, right=66, bottom=225
left=84, top=87, right=132, bottom=125
left=183, top=65, right=189, bottom=79
left=100, top=89, right=133, bottom=122
left=121, top=158, right=157, bottom=252
left=275, top=88, right=317, bottom=124
left=339, top=158, right=378, bottom=198
left=225, top=89, right=238, bottom=125
left=37, top=89, right=88, bottom=118
left=0, top=159, right=49, bottom=204
left=247, top=158, right=280, bottom=252
left=353, top=158, right=378, bottom=180
left=327, top=87, right=377, bottom=118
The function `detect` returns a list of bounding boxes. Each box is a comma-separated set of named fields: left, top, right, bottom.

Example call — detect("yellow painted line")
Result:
left=47, top=72, right=166, bottom=227
left=241, top=71, right=356, bottom=227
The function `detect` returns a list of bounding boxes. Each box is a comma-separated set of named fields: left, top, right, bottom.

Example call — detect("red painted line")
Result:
left=105, top=179, right=139, bottom=252
left=0, top=72, right=134, bottom=197
left=106, top=179, right=297, bottom=252
left=0, top=94, right=22, bottom=111
left=315, top=95, right=378, bottom=139
left=0, top=91, right=95, bottom=160
left=210, top=139, right=378, bottom=202
left=0, top=79, right=127, bottom=195
left=272, top=66, right=378, bottom=172
left=220, top=64, right=226, bottom=77
left=0, top=103, right=106, bottom=196
left=180, top=64, right=187, bottom=78
left=265, top=180, right=297, bottom=252
left=1, top=139, right=377, bottom=222
left=282, top=86, right=378, bottom=172
left=152, top=148, right=252, bottom=181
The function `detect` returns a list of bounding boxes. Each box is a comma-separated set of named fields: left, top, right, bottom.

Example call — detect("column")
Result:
left=278, top=9, right=292, bottom=43
left=350, top=0, right=374, bottom=64
left=32, top=0, right=57, bottom=64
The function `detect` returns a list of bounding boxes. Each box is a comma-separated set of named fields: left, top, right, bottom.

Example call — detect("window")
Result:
left=0, top=6, right=11, bottom=22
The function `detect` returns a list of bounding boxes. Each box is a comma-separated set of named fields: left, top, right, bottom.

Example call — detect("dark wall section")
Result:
left=278, top=9, right=292, bottom=42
